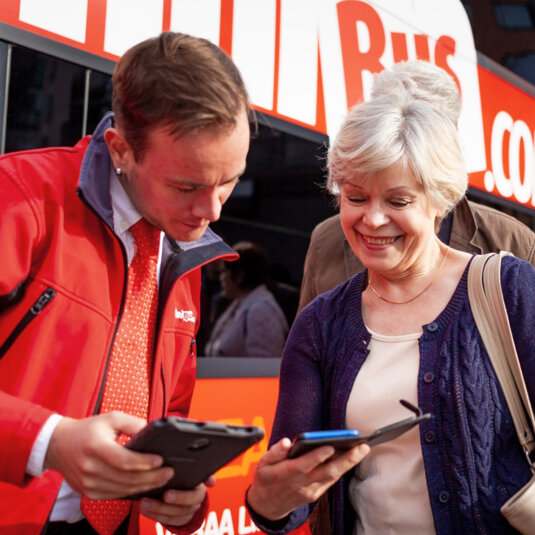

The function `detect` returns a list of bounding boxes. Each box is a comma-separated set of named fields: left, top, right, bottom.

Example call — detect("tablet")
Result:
left=124, top=417, right=264, bottom=498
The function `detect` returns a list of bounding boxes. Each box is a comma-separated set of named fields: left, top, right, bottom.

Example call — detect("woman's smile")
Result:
left=360, top=234, right=398, bottom=246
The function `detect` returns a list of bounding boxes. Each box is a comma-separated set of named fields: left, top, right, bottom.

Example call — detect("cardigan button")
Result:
left=424, top=430, right=436, bottom=443
left=423, top=372, right=435, bottom=383
left=427, top=322, right=438, bottom=332
left=438, top=491, right=450, bottom=503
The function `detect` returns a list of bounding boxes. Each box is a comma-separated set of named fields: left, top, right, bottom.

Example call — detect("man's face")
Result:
left=110, top=109, right=250, bottom=242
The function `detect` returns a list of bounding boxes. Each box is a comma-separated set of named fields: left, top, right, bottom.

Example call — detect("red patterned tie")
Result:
left=81, top=219, right=160, bottom=535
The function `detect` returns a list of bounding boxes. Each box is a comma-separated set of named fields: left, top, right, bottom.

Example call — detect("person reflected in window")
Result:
left=266, top=263, right=300, bottom=327
left=205, top=241, right=289, bottom=357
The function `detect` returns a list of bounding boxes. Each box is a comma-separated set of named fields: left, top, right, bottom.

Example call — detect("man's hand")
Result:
left=44, top=412, right=174, bottom=499
left=246, top=437, right=370, bottom=521
left=139, top=476, right=215, bottom=527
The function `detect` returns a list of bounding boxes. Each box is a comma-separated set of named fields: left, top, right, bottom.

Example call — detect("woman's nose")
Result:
left=362, top=205, right=389, bottom=228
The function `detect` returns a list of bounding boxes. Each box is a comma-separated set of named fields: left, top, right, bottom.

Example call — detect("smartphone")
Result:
left=288, top=399, right=432, bottom=459
left=124, top=417, right=264, bottom=498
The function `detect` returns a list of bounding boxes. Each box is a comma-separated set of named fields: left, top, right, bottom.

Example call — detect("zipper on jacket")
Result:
left=78, top=189, right=160, bottom=417
left=0, top=287, right=56, bottom=360
left=77, top=187, right=129, bottom=416
left=93, top=252, right=128, bottom=416
left=160, top=365, right=167, bottom=418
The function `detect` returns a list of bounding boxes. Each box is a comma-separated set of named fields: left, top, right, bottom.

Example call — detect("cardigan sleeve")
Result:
left=270, top=303, right=327, bottom=447
left=247, top=303, right=326, bottom=534
left=500, top=256, right=535, bottom=407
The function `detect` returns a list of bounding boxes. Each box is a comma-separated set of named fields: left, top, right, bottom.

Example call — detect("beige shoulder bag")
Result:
left=468, top=251, right=535, bottom=534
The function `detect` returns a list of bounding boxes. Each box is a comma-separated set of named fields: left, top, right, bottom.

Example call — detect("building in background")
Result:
left=460, top=0, right=535, bottom=226
left=463, top=0, right=535, bottom=86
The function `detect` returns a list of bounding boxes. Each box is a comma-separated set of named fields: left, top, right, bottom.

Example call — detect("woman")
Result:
left=205, top=241, right=288, bottom=357
left=245, top=91, right=535, bottom=534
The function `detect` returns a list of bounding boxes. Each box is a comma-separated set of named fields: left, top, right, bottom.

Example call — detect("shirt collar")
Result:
left=109, top=169, right=142, bottom=238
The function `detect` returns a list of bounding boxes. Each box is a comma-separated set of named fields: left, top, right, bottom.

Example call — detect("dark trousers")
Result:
left=43, top=517, right=129, bottom=535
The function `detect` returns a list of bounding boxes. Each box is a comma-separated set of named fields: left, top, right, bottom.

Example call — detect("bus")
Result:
left=1, top=1, right=535, bottom=534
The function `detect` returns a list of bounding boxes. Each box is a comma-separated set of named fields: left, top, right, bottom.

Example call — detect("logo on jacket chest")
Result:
left=175, top=309, right=196, bottom=323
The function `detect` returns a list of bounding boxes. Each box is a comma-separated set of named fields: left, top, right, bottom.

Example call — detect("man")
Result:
left=299, top=60, right=535, bottom=311
left=0, top=32, right=250, bottom=534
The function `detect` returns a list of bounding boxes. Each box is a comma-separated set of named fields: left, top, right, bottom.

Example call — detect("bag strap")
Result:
left=467, top=252, right=535, bottom=468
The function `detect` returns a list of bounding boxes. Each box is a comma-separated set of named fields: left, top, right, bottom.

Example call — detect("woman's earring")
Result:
left=115, top=167, right=122, bottom=176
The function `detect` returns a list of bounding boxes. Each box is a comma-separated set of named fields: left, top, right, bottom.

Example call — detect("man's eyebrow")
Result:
left=174, top=168, right=246, bottom=189
left=227, top=166, right=246, bottom=183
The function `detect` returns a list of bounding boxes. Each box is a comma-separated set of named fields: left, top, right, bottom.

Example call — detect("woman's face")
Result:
left=339, top=164, right=440, bottom=279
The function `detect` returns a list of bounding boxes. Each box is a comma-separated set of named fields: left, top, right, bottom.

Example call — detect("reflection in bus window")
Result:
left=87, top=70, right=112, bottom=135
left=212, top=122, right=334, bottom=287
left=6, top=46, right=85, bottom=151
left=204, top=241, right=289, bottom=358
left=504, top=52, right=535, bottom=86
left=494, top=4, right=534, bottom=30
left=196, top=123, right=332, bottom=353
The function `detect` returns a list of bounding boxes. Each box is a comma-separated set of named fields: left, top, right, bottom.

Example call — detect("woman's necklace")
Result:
left=367, top=247, right=450, bottom=305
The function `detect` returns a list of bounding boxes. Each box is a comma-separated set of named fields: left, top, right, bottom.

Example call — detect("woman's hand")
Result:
left=247, top=437, right=370, bottom=521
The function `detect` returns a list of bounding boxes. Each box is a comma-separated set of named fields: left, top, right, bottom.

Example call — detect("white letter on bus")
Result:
left=19, top=0, right=88, bottom=44
left=277, top=0, right=319, bottom=126
left=490, top=111, right=513, bottom=198
left=171, top=0, right=221, bottom=45
left=509, top=119, right=534, bottom=204
left=104, top=0, right=164, bottom=57
left=232, top=0, right=276, bottom=111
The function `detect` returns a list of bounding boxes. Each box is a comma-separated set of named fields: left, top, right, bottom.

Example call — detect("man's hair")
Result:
left=371, top=60, right=461, bottom=126
left=112, top=32, right=250, bottom=161
left=327, top=92, right=467, bottom=223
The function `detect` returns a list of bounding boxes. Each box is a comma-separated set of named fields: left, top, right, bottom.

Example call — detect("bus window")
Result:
left=5, top=45, right=86, bottom=151
left=86, top=70, right=112, bottom=135
left=212, top=120, right=334, bottom=288
left=197, top=120, right=335, bottom=352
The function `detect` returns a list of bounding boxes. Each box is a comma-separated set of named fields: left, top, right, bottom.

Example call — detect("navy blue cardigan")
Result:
left=250, top=255, right=535, bottom=534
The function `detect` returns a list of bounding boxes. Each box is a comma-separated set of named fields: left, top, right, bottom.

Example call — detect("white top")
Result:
left=346, top=327, right=435, bottom=535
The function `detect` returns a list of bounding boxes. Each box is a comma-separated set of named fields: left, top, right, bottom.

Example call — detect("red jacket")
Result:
left=0, top=114, right=237, bottom=534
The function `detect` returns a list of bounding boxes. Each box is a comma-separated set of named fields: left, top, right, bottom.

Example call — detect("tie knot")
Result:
left=130, top=219, right=160, bottom=258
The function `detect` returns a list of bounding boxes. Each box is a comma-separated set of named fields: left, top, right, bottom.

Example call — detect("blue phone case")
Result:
left=299, top=430, right=360, bottom=440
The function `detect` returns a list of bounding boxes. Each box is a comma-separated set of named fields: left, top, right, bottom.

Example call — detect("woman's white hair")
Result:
left=371, top=60, right=461, bottom=126
left=326, top=92, right=467, bottom=220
